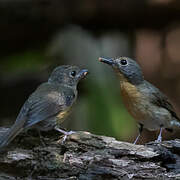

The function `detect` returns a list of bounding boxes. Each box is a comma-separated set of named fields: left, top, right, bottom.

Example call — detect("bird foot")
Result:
left=155, top=135, right=162, bottom=143
left=62, top=131, right=75, bottom=143
left=55, top=127, right=75, bottom=144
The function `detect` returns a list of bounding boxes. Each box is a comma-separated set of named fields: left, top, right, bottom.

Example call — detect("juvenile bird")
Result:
left=0, top=65, right=88, bottom=149
left=99, top=57, right=180, bottom=144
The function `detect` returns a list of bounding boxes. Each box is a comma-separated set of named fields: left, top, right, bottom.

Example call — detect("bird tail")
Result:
left=0, top=123, right=24, bottom=149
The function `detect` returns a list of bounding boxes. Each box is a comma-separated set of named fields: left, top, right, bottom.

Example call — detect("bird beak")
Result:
left=77, top=69, right=88, bottom=80
left=99, top=57, right=114, bottom=65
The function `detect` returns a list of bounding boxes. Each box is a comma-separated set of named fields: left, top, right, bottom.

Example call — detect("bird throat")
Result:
left=118, top=73, right=142, bottom=117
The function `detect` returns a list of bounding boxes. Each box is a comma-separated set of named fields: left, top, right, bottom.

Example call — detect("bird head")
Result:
left=99, top=57, right=144, bottom=85
left=48, top=65, right=88, bottom=88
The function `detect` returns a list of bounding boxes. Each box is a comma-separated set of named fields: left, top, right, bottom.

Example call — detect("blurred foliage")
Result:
left=1, top=50, right=46, bottom=74
left=86, top=80, right=135, bottom=141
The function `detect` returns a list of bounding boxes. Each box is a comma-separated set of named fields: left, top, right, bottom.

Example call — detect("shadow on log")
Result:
left=0, top=127, right=180, bottom=179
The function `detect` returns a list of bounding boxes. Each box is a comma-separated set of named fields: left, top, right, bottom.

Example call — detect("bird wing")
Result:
left=145, top=81, right=180, bottom=121
left=0, top=83, right=76, bottom=149
left=16, top=83, right=75, bottom=129
left=24, top=95, right=64, bottom=128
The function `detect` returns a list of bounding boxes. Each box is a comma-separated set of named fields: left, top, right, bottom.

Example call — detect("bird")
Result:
left=0, top=65, right=88, bottom=149
left=99, top=56, right=180, bottom=144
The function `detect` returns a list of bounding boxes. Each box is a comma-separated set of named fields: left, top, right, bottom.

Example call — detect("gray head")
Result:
left=99, top=57, right=144, bottom=85
left=48, top=65, right=88, bottom=88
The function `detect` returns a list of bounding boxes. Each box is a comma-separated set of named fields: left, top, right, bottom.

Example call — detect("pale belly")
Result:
left=120, top=81, right=172, bottom=130
left=124, top=99, right=171, bottom=130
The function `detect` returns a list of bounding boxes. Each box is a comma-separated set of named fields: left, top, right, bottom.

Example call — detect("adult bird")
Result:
left=99, top=56, right=180, bottom=144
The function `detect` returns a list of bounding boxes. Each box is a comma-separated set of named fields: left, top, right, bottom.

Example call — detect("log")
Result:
left=0, top=127, right=180, bottom=179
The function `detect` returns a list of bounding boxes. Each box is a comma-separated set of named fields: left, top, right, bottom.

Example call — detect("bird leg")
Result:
left=133, top=123, right=143, bottom=144
left=38, top=130, right=46, bottom=146
left=54, top=127, right=75, bottom=143
left=156, top=127, right=163, bottom=142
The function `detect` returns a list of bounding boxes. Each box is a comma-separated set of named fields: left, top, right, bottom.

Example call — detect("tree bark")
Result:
left=0, top=128, right=180, bottom=179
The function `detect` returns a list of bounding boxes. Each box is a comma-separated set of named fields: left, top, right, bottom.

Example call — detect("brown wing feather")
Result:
left=145, top=81, right=180, bottom=121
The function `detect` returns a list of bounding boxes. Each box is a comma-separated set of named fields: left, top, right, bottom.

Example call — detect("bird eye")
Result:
left=120, top=59, right=128, bottom=66
left=70, top=71, right=76, bottom=77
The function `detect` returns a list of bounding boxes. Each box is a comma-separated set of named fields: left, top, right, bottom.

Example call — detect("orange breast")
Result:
left=120, top=80, right=146, bottom=121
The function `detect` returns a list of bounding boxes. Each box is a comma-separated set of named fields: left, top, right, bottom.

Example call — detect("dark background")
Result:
left=1, top=0, right=180, bottom=144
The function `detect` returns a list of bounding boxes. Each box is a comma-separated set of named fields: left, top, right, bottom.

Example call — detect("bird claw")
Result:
left=62, top=135, right=67, bottom=143
left=55, top=127, right=75, bottom=144
left=155, top=136, right=162, bottom=143
left=61, top=131, right=75, bottom=143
